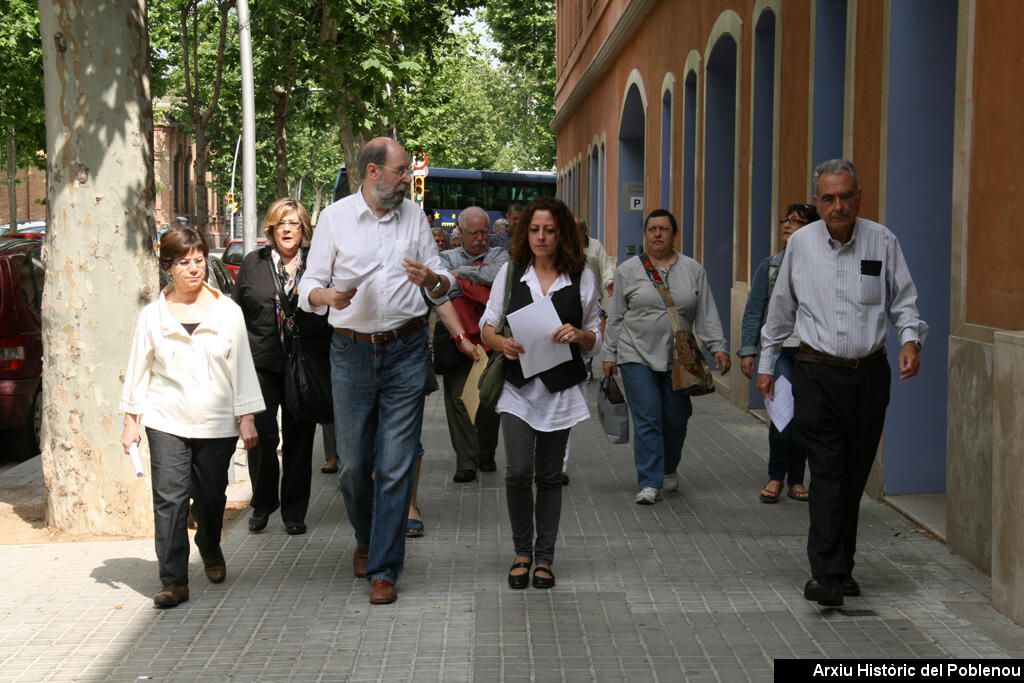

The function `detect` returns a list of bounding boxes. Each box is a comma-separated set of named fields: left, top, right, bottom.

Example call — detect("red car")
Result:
left=221, top=237, right=267, bottom=279
left=0, top=235, right=44, bottom=460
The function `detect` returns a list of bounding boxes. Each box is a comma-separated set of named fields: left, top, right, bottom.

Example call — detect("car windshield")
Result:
left=222, top=243, right=244, bottom=266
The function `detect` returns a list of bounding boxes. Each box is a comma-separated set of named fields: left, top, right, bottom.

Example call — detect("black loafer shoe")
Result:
left=285, top=521, right=307, bottom=535
left=841, top=575, right=861, bottom=597
left=532, top=566, right=555, bottom=589
left=248, top=509, right=271, bottom=533
left=452, top=470, right=476, bottom=483
left=804, top=577, right=843, bottom=606
left=479, top=460, right=497, bottom=473
left=508, top=561, right=531, bottom=590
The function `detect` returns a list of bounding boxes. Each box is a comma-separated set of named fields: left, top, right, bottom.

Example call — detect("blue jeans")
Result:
left=767, top=348, right=806, bottom=484
left=619, top=362, right=693, bottom=489
left=330, top=327, right=429, bottom=584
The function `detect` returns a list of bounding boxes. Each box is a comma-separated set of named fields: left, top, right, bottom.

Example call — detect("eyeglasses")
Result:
left=276, top=220, right=302, bottom=229
left=173, top=256, right=206, bottom=269
left=376, top=163, right=413, bottom=178
left=779, top=218, right=810, bottom=227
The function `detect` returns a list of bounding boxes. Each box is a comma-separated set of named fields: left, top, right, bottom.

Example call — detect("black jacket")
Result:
left=233, top=246, right=331, bottom=372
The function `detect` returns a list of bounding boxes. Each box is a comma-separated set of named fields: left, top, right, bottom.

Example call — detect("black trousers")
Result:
left=147, top=428, right=236, bottom=586
left=248, top=367, right=317, bottom=524
left=792, top=354, right=890, bottom=578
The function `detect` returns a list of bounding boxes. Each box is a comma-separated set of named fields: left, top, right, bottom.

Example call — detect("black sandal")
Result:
left=532, top=565, right=555, bottom=589
left=508, top=560, right=531, bottom=589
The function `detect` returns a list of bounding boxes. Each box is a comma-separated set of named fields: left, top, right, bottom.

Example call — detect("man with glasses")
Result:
left=757, top=159, right=928, bottom=607
left=421, top=206, right=508, bottom=483
left=299, top=137, right=455, bottom=605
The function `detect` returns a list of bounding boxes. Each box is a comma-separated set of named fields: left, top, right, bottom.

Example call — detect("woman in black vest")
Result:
left=233, top=198, right=332, bottom=536
left=481, top=197, right=602, bottom=589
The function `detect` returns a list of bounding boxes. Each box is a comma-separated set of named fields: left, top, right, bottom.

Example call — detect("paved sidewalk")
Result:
left=1, top=386, right=1022, bottom=682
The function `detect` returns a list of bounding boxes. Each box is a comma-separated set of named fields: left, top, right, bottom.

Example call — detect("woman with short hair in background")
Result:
left=603, top=209, right=730, bottom=505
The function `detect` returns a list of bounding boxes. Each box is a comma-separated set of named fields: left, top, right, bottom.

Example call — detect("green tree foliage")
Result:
left=484, top=0, right=556, bottom=169
left=0, top=0, right=45, bottom=168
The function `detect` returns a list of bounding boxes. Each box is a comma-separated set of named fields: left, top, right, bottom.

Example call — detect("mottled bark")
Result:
left=37, top=0, right=157, bottom=534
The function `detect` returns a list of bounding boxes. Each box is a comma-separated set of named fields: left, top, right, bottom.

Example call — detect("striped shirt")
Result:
left=757, top=218, right=929, bottom=375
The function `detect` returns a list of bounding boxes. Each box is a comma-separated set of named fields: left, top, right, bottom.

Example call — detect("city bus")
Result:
left=332, top=165, right=556, bottom=230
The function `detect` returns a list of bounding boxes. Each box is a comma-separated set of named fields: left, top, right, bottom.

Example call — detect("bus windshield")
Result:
left=332, top=166, right=556, bottom=228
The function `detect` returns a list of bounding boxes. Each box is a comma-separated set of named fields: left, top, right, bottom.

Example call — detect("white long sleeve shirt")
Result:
left=297, top=189, right=453, bottom=331
left=119, top=285, right=265, bottom=439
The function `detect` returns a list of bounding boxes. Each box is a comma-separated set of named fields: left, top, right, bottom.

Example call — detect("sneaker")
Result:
left=663, top=473, right=678, bottom=492
left=635, top=487, right=662, bottom=505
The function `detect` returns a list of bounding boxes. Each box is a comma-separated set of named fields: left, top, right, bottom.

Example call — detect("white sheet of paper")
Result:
left=128, top=443, right=145, bottom=478
left=506, top=297, right=572, bottom=379
left=460, top=345, right=488, bottom=424
left=332, top=261, right=381, bottom=291
left=764, top=375, right=794, bottom=432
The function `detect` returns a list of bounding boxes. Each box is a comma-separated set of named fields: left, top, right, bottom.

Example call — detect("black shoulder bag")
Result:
left=270, top=258, right=334, bottom=423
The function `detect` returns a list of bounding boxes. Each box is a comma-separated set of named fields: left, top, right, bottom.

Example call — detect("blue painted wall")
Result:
left=883, top=0, right=956, bottom=494
left=617, top=85, right=646, bottom=263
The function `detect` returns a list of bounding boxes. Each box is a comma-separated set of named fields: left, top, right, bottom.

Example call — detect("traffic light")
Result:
left=225, top=192, right=237, bottom=214
left=413, top=175, right=425, bottom=204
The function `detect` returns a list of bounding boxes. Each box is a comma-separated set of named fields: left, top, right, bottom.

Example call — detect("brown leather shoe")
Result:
left=153, top=584, right=189, bottom=608
left=353, top=547, right=369, bottom=578
left=202, top=547, right=226, bottom=583
left=369, top=579, right=397, bottom=604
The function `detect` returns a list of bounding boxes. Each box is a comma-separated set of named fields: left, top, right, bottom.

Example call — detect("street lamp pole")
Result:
left=237, top=0, right=258, bottom=256
left=228, top=134, right=240, bottom=240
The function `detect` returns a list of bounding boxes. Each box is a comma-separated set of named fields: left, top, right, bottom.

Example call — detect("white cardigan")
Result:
left=119, top=285, right=265, bottom=439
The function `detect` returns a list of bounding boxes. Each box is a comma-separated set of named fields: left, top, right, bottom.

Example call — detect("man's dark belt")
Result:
left=796, top=343, right=884, bottom=369
left=335, top=319, right=422, bottom=344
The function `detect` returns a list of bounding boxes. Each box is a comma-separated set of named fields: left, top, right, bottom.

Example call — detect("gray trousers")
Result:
left=501, top=413, right=570, bottom=566
left=147, top=428, right=236, bottom=586
left=443, top=355, right=500, bottom=472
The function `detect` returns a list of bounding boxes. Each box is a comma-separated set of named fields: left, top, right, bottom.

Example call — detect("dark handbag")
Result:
left=477, top=264, right=517, bottom=409
left=597, top=376, right=629, bottom=444
left=432, top=318, right=463, bottom=374
left=639, top=253, right=715, bottom=396
left=270, top=258, right=334, bottom=423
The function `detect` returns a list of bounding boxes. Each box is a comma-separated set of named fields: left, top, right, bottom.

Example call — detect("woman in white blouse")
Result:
left=481, top=197, right=601, bottom=590
left=120, top=227, right=263, bottom=608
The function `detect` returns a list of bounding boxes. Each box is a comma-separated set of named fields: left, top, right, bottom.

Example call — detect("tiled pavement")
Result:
left=1, top=385, right=1023, bottom=682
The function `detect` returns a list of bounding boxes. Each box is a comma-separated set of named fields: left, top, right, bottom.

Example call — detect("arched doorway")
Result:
left=703, top=35, right=738, bottom=342
left=617, top=80, right=646, bottom=263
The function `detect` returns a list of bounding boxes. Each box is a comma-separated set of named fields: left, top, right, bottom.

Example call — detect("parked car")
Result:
left=0, top=236, right=44, bottom=461
left=221, top=237, right=267, bottom=279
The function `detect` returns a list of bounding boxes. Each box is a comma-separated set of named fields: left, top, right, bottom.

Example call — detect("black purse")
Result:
left=270, top=258, right=334, bottom=424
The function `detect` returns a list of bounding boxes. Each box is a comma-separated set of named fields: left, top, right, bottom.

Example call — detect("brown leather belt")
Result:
left=335, top=319, right=423, bottom=344
left=796, top=343, right=884, bottom=369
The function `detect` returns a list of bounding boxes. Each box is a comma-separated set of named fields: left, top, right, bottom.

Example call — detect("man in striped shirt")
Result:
left=756, top=159, right=929, bottom=607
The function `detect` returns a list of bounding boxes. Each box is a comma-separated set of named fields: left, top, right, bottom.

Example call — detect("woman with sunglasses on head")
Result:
left=120, top=227, right=264, bottom=608
left=233, top=198, right=333, bottom=536
left=738, top=202, right=820, bottom=504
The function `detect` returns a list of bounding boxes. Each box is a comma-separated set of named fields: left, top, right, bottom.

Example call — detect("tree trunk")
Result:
left=273, top=89, right=289, bottom=198
left=5, top=127, right=16, bottom=232
left=311, top=181, right=327, bottom=226
left=192, top=125, right=211, bottom=243
left=338, top=113, right=368, bottom=195
left=37, top=0, right=157, bottom=534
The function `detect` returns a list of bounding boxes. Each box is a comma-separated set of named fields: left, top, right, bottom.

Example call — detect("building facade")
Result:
left=554, top=0, right=1024, bottom=623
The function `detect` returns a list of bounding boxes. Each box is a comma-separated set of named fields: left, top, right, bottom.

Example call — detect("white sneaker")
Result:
left=635, top=487, right=662, bottom=505
left=663, top=473, right=679, bottom=492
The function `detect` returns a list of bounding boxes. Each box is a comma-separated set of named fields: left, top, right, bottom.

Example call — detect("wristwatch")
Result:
left=428, top=273, right=444, bottom=295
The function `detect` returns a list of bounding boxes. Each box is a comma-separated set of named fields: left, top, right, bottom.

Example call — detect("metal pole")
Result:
left=229, top=134, right=241, bottom=240
left=6, top=126, right=16, bottom=234
left=237, top=0, right=257, bottom=256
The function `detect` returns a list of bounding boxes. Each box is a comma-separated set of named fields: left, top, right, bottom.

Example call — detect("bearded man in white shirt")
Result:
left=299, top=137, right=454, bottom=605
left=757, top=159, right=928, bottom=608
